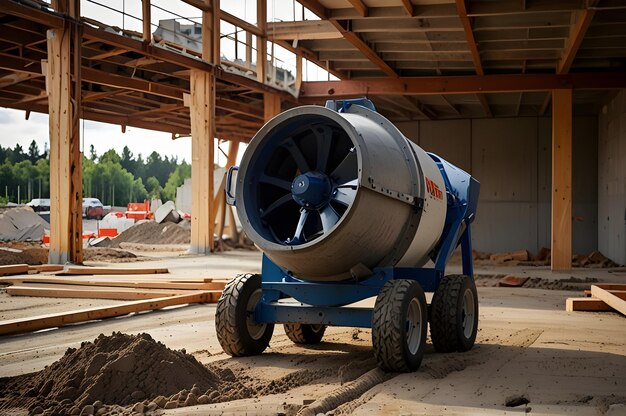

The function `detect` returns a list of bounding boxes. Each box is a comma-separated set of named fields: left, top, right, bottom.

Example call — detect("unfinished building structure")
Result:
left=0, top=0, right=625, bottom=268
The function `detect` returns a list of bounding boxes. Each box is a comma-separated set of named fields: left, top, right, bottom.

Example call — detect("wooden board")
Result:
left=5, top=283, right=222, bottom=301
left=29, top=264, right=65, bottom=273
left=0, top=291, right=218, bottom=336
left=590, top=285, right=626, bottom=315
left=0, top=264, right=29, bottom=277
left=2, top=277, right=226, bottom=291
left=566, top=297, right=612, bottom=312
left=55, top=266, right=169, bottom=276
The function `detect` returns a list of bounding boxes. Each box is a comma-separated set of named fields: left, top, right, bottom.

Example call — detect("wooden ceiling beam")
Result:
left=346, top=0, right=368, bottom=17
left=297, top=0, right=397, bottom=77
left=455, top=0, right=491, bottom=117
left=557, top=2, right=598, bottom=74
left=299, top=72, right=626, bottom=97
left=440, top=95, right=462, bottom=116
left=401, top=0, right=414, bottom=16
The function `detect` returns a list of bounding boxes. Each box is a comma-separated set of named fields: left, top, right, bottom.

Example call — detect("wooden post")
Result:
left=141, top=0, right=151, bottom=42
left=214, top=141, right=239, bottom=241
left=264, top=93, right=281, bottom=121
left=256, top=0, right=267, bottom=83
left=246, top=31, right=252, bottom=68
left=47, top=0, right=83, bottom=264
left=551, top=89, right=572, bottom=271
left=295, top=54, right=303, bottom=92
left=189, top=0, right=218, bottom=254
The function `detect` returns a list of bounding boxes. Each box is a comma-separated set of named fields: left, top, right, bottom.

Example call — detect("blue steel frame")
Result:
left=254, top=153, right=480, bottom=329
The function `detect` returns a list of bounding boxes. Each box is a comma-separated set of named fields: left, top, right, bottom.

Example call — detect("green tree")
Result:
left=145, top=176, right=163, bottom=200
left=89, top=144, right=97, bottom=161
left=28, top=140, right=40, bottom=163
left=162, top=161, right=191, bottom=201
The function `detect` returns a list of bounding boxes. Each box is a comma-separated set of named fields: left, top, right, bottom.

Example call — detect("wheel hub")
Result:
left=291, top=172, right=332, bottom=209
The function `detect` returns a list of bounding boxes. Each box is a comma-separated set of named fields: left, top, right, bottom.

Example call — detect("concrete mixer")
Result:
left=216, top=98, right=480, bottom=372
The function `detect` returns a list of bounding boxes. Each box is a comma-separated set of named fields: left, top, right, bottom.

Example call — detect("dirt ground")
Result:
left=1, top=251, right=625, bottom=415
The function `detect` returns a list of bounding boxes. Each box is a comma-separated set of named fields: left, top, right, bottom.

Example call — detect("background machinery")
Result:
left=216, top=99, right=480, bottom=372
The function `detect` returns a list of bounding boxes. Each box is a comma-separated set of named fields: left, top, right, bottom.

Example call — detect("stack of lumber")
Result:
left=566, top=284, right=626, bottom=316
left=0, top=264, right=230, bottom=335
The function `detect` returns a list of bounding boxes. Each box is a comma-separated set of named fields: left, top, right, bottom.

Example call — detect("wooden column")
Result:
left=256, top=0, right=267, bottom=83
left=141, top=0, right=151, bottom=42
left=47, top=0, right=83, bottom=264
left=214, top=141, right=239, bottom=241
left=264, top=93, right=281, bottom=121
left=189, top=0, right=218, bottom=254
left=551, top=89, right=573, bottom=271
left=295, top=54, right=303, bottom=92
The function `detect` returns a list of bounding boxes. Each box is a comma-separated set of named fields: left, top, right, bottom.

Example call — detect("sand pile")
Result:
left=103, top=221, right=190, bottom=248
left=0, top=332, right=228, bottom=415
left=0, top=247, right=48, bottom=265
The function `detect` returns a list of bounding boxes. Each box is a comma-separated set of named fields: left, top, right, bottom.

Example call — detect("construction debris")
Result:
left=0, top=206, right=48, bottom=242
left=489, top=249, right=530, bottom=263
left=497, top=275, right=530, bottom=287
left=155, top=200, right=181, bottom=224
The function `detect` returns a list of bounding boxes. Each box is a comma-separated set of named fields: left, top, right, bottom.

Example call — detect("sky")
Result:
left=0, top=0, right=331, bottom=165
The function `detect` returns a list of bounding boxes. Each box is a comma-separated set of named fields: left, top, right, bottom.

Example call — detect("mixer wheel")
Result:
left=215, top=273, right=274, bottom=357
left=429, top=274, right=478, bottom=353
left=283, top=323, right=327, bottom=344
left=372, top=280, right=428, bottom=372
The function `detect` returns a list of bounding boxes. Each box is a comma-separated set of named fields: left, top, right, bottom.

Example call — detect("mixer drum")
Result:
left=235, top=105, right=447, bottom=281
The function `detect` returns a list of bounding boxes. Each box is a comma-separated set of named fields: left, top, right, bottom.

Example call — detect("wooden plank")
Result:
left=0, top=264, right=29, bottom=277
left=566, top=297, right=612, bottom=312
left=6, top=283, right=216, bottom=300
left=401, top=0, right=413, bottom=16
left=1, top=277, right=226, bottom=291
left=55, top=266, right=169, bottom=276
left=594, top=284, right=626, bottom=291
left=591, top=286, right=626, bottom=315
left=0, top=292, right=216, bottom=336
left=28, top=264, right=64, bottom=273
left=551, top=89, right=572, bottom=271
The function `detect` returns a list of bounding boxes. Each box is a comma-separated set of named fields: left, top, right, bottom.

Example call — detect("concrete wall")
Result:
left=395, top=116, right=598, bottom=256
left=598, top=91, right=626, bottom=265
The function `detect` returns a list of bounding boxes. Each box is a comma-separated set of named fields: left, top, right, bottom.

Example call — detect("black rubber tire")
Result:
left=430, top=274, right=479, bottom=353
left=215, top=273, right=274, bottom=357
left=283, top=323, right=326, bottom=344
left=372, top=279, right=428, bottom=372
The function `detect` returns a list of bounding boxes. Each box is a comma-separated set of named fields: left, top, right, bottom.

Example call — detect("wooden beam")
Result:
left=515, top=92, right=523, bottom=116
left=189, top=71, right=216, bottom=254
left=346, top=0, right=368, bottom=17
left=441, top=95, right=461, bottom=116
left=0, top=264, right=29, bottom=278
left=455, top=1, right=492, bottom=117
left=456, top=0, right=483, bottom=75
left=141, top=0, right=151, bottom=42
left=257, top=0, right=267, bottom=83
left=55, top=266, right=169, bottom=275
left=551, top=88, right=572, bottom=271
left=295, top=53, right=303, bottom=92
left=591, top=285, right=626, bottom=315
left=558, top=3, right=597, bottom=74
left=47, top=0, right=82, bottom=264
left=297, top=0, right=397, bottom=77
left=299, top=72, right=626, bottom=97
left=3, top=277, right=226, bottom=290
left=401, top=0, right=414, bottom=16
left=6, top=283, right=203, bottom=300
left=213, top=141, right=239, bottom=240
left=566, top=297, right=612, bottom=312
left=264, top=92, right=281, bottom=121
left=0, top=292, right=216, bottom=336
